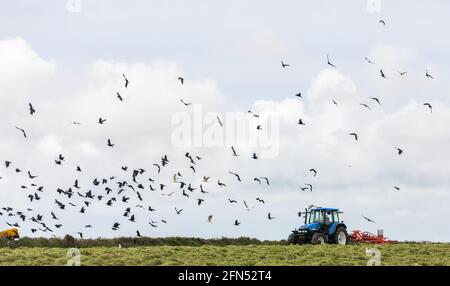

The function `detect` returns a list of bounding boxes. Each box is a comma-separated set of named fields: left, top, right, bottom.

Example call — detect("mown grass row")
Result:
left=0, top=244, right=448, bottom=266
left=0, top=236, right=281, bottom=248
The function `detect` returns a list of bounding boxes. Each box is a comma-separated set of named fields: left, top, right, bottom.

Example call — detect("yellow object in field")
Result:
left=0, top=228, right=19, bottom=240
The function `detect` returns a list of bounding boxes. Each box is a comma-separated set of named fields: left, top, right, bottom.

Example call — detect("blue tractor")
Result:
left=287, top=207, right=348, bottom=245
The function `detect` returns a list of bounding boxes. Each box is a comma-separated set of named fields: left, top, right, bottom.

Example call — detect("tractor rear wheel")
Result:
left=311, top=233, right=325, bottom=245
left=287, top=233, right=298, bottom=245
left=334, top=226, right=348, bottom=245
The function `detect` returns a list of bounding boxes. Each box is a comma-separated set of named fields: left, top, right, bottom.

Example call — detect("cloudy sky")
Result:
left=1, top=0, right=450, bottom=242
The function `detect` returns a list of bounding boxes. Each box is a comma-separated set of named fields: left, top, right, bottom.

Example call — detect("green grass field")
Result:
left=0, top=244, right=449, bottom=266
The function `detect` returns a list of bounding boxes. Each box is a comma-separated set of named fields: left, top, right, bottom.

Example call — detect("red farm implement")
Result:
left=349, top=229, right=397, bottom=244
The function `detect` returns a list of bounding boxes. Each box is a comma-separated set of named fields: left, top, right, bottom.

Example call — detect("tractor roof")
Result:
left=311, top=207, right=339, bottom=211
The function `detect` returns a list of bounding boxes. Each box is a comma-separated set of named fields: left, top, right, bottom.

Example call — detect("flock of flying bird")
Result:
left=0, top=18, right=437, bottom=238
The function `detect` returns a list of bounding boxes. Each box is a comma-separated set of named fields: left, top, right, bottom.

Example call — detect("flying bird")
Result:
left=298, top=118, right=305, bottom=125
left=379, top=19, right=386, bottom=26
left=395, top=147, right=404, bottom=155
left=327, top=54, right=336, bottom=68
left=123, top=74, right=129, bottom=88
left=349, top=133, right=358, bottom=141
left=98, top=118, right=107, bottom=124
left=117, top=92, right=123, bottom=101
left=178, top=77, right=184, bottom=85
left=362, top=215, right=376, bottom=223
left=360, top=103, right=371, bottom=110
left=207, top=215, right=213, bottom=223
left=370, top=97, right=381, bottom=105
left=425, top=70, right=434, bottom=79
left=231, top=146, right=239, bottom=157
left=398, top=71, right=407, bottom=76
left=107, top=139, right=115, bottom=147
left=309, top=169, right=317, bottom=177
left=180, top=99, right=192, bottom=106
left=364, top=57, right=375, bottom=64
left=380, top=69, right=387, bottom=78
left=424, top=103, right=433, bottom=113
left=267, top=212, right=275, bottom=220
left=15, top=127, right=27, bottom=138
left=28, top=103, right=36, bottom=115
left=281, top=60, right=290, bottom=68
left=228, top=171, right=241, bottom=182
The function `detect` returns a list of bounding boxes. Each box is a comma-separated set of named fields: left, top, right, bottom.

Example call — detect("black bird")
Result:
left=395, top=147, right=404, bottom=155
left=136, top=231, right=142, bottom=237
left=5, top=161, right=11, bottom=168
left=370, top=97, right=381, bottom=105
left=309, top=169, right=317, bottom=177
left=15, top=126, right=27, bottom=138
left=231, top=146, right=239, bottom=157
left=398, top=71, right=407, bottom=76
left=217, top=116, right=223, bottom=127
left=424, top=103, right=433, bottom=113
left=180, top=99, right=192, bottom=106
left=175, top=207, right=183, bottom=215
left=197, top=198, right=204, bottom=206
left=107, top=139, right=115, bottom=147
left=117, top=92, right=123, bottom=101
left=260, top=177, right=270, bottom=186
left=380, top=69, right=387, bottom=78
left=425, top=70, right=434, bottom=79
left=252, top=153, right=258, bottom=160
left=123, top=74, right=129, bottom=88
left=281, top=60, right=290, bottom=68
left=98, top=118, right=107, bottom=124
left=256, top=198, right=265, bottom=204
left=76, top=166, right=82, bottom=172
left=394, top=186, right=400, bottom=191
left=268, top=212, right=275, bottom=220
left=295, top=92, right=302, bottom=98
left=218, top=180, right=226, bottom=187
left=178, top=77, right=184, bottom=85
left=248, top=110, right=259, bottom=118
left=254, top=177, right=261, bottom=184
left=360, top=103, right=371, bottom=110
left=28, top=171, right=37, bottom=179
left=349, top=133, right=358, bottom=141
left=298, top=118, right=305, bottom=125
left=379, top=19, right=386, bottom=26
left=228, top=171, right=241, bottom=182
left=364, top=57, right=375, bottom=64
left=362, top=215, right=376, bottom=223
left=234, top=220, right=241, bottom=226
left=29, top=103, right=36, bottom=115
left=327, top=54, right=336, bottom=68
left=228, top=199, right=237, bottom=203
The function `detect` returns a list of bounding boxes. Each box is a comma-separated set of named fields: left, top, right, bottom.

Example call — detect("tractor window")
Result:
left=308, top=210, right=323, bottom=224
left=332, top=211, right=340, bottom=223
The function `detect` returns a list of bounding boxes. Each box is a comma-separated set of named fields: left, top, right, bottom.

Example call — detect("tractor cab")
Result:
left=288, top=207, right=348, bottom=245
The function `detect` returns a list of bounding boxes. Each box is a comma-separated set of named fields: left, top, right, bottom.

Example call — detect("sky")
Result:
left=0, top=0, right=450, bottom=242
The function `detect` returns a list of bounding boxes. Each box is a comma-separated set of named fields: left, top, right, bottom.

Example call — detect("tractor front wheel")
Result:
left=311, top=233, right=325, bottom=245
left=287, top=233, right=298, bottom=245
